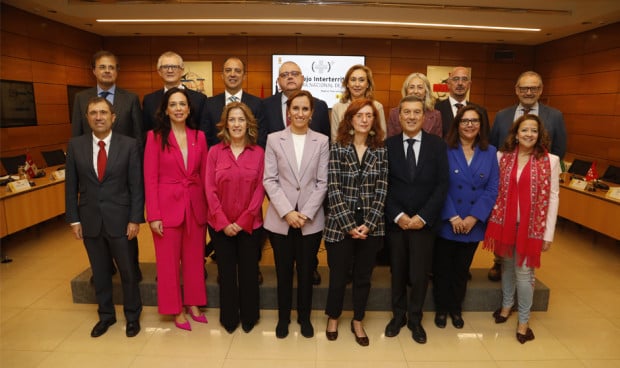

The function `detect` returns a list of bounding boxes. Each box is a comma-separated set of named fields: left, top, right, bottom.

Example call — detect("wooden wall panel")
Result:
left=0, top=31, right=30, bottom=58
left=199, top=36, right=248, bottom=56
left=36, top=105, right=70, bottom=125
left=0, top=56, right=33, bottom=81
left=34, top=83, right=69, bottom=105
left=103, top=37, right=150, bottom=56
left=342, top=38, right=391, bottom=57
left=296, top=37, right=342, bottom=54
left=65, top=66, right=94, bottom=87
left=390, top=40, right=440, bottom=59
left=31, top=62, right=67, bottom=85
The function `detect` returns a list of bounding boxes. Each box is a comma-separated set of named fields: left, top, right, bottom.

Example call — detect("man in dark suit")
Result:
left=384, top=96, right=449, bottom=344
left=487, top=70, right=567, bottom=281
left=203, top=57, right=264, bottom=148
left=66, top=97, right=144, bottom=338
left=259, top=61, right=330, bottom=148
left=71, top=50, right=143, bottom=282
left=142, top=51, right=208, bottom=135
left=435, top=66, right=489, bottom=137
left=261, top=60, right=330, bottom=285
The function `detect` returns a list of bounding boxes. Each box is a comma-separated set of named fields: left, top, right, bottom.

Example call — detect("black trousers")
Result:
left=212, top=227, right=262, bottom=330
left=387, top=228, right=435, bottom=324
left=325, top=236, right=381, bottom=321
left=432, top=237, right=479, bottom=314
left=269, top=228, right=322, bottom=322
left=84, top=229, right=142, bottom=323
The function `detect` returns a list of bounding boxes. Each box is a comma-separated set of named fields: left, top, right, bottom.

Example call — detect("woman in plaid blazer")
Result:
left=324, top=98, right=388, bottom=346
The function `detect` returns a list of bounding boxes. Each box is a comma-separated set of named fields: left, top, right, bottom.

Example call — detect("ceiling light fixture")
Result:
left=96, top=18, right=540, bottom=32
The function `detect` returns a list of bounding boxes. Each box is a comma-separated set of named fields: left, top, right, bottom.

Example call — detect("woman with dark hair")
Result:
left=144, top=87, right=209, bottom=331
left=484, top=114, right=559, bottom=344
left=205, top=101, right=265, bottom=334
left=330, top=65, right=386, bottom=142
left=263, top=90, right=329, bottom=339
left=324, top=98, right=387, bottom=346
left=432, top=104, right=499, bottom=329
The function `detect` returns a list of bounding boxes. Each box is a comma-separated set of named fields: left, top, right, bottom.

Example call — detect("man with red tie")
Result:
left=65, top=97, right=144, bottom=338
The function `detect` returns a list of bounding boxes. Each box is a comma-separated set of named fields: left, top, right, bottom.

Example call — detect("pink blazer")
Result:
left=144, top=128, right=208, bottom=227
left=263, top=128, right=329, bottom=236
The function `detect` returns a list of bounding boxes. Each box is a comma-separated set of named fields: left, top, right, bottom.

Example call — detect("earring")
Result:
left=515, top=138, right=519, bottom=143
left=349, top=129, right=355, bottom=136
left=369, top=130, right=376, bottom=136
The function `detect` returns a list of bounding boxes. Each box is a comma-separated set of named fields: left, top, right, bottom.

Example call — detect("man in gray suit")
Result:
left=487, top=70, right=567, bottom=281
left=71, top=50, right=143, bottom=281
left=66, top=97, right=144, bottom=338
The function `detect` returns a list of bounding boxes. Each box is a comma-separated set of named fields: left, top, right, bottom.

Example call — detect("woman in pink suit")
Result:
left=205, top=102, right=265, bottom=334
left=144, top=87, right=209, bottom=331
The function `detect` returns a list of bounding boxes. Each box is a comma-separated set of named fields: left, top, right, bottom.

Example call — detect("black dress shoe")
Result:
left=299, top=319, right=314, bottom=338
left=242, top=322, right=255, bottom=333
left=516, top=327, right=535, bottom=344
left=325, top=318, right=338, bottom=341
left=409, top=323, right=427, bottom=344
left=126, top=321, right=141, bottom=337
left=350, top=320, right=369, bottom=347
left=384, top=318, right=406, bottom=337
left=488, top=261, right=502, bottom=281
left=275, top=320, right=289, bottom=338
left=91, top=318, right=116, bottom=337
left=449, top=312, right=464, bottom=329
left=312, top=269, right=321, bottom=285
left=434, top=313, right=447, bottom=328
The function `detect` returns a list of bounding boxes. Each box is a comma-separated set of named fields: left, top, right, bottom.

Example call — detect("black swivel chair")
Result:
left=41, top=149, right=66, bottom=167
left=1, top=154, right=26, bottom=175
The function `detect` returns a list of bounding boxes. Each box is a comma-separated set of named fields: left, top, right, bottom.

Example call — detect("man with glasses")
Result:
left=435, top=66, right=489, bottom=137
left=260, top=61, right=330, bottom=286
left=487, top=70, right=566, bottom=282
left=260, top=61, right=330, bottom=148
left=203, top=57, right=264, bottom=148
left=71, top=50, right=144, bottom=283
left=142, top=51, right=208, bottom=134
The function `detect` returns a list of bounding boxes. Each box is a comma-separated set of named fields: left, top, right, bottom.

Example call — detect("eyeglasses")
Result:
left=459, top=118, right=480, bottom=126
left=517, top=86, right=541, bottom=93
left=450, top=76, right=470, bottom=83
left=279, top=71, right=301, bottom=78
left=159, top=64, right=183, bottom=71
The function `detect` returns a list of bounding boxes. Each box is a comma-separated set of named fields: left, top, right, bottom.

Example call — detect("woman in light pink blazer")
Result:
left=144, top=88, right=208, bottom=331
left=263, top=90, right=329, bottom=339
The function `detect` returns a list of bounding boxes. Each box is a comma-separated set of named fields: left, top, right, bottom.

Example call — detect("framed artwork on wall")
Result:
left=182, top=61, right=213, bottom=97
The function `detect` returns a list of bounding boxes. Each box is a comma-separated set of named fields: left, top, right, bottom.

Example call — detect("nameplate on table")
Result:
left=606, top=187, right=620, bottom=201
left=51, top=169, right=65, bottom=181
left=7, top=179, right=31, bottom=193
left=568, top=178, right=588, bottom=191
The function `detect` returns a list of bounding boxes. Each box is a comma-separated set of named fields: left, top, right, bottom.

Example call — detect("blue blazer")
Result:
left=489, top=103, right=567, bottom=159
left=438, top=144, right=499, bottom=242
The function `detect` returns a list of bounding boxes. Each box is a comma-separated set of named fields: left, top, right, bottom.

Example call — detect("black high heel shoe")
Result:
left=516, top=328, right=535, bottom=344
left=350, top=320, right=369, bottom=347
left=326, top=318, right=338, bottom=341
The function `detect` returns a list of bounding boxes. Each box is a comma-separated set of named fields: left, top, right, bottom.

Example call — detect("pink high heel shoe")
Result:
left=175, top=319, right=192, bottom=331
left=188, top=308, right=208, bottom=324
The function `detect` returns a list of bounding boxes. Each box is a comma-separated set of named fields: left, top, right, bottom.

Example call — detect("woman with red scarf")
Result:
left=484, top=114, right=559, bottom=344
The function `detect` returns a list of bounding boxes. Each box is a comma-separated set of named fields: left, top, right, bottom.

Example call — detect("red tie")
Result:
left=97, top=140, right=107, bottom=182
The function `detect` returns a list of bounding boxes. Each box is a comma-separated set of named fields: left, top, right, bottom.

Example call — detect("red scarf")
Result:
left=484, top=149, right=551, bottom=268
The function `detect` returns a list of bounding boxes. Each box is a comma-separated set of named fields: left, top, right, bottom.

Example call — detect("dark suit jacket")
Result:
left=142, top=87, right=208, bottom=136
left=435, top=98, right=489, bottom=137
left=203, top=92, right=264, bottom=148
left=65, top=133, right=145, bottom=238
left=260, top=92, right=330, bottom=147
left=489, top=103, right=567, bottom=159
left=385, top=131, right=449, bottom=231
left=71, top=87, right=143, bottom=149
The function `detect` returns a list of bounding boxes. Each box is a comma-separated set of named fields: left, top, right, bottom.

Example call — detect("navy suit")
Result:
left=65, top=133, right=144, bottom=323
left=489, top=103, right=566, bottom=159
left=142, top=87, right=208, bottom=135
left=435, top=99, right=489, bottom=138
left=260, top=92, right=330, bottom=147
left=385, top=132, right=449, bottom=324
left=203, top=92, right=264, bottom=148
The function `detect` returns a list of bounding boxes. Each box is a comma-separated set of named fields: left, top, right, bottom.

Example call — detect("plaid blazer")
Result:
left=324, top=142, right=388, bottom=243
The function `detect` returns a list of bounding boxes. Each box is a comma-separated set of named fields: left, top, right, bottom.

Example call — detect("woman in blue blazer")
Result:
left=432, top=104, right=499, bottom=329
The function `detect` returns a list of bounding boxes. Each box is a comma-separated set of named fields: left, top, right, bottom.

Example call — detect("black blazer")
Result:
left=142, top=87, right=208, bottom=137
left=435, top=98, right=489, bottom=137
left=71, top=87, right=143, bottom=149
left=260, top=91, right=330, bottom=147
left=65, top=133, right=145, bottom=238
left=202, top=92, right=264, bottom=148
left=385, top=131, right=449, bottom=231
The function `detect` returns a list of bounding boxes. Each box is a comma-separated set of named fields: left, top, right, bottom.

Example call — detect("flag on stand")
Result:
left=584, top=161, right=599, bottom=182
left=24, top=152, right=37, bottom=178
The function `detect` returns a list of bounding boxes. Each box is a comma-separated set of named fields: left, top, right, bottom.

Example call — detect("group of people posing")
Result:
left=66, top=50, right=564, bottom=346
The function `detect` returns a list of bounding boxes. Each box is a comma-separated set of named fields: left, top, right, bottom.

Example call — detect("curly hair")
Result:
left=445, top=104, right=490, bottom=150
left=216, top=101, right=259, bottom=146
left=335, top=98, right=385, bottom=149
left=340, top=64, right=375, bottom=103
left=500, top=114, right=550, bottom=159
